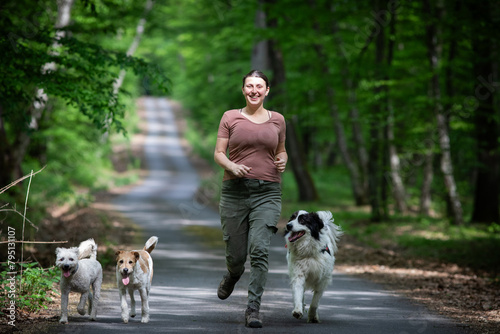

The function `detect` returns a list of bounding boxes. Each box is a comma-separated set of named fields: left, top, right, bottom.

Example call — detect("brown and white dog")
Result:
left=115, top=236, right=158, bottom=323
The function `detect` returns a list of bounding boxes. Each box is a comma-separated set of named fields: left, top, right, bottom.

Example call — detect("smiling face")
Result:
left=242, top=76, right=269, bottom=108
left=56, top=247, right=79, bottom=278
left=115, top=250, right=139, bottom=285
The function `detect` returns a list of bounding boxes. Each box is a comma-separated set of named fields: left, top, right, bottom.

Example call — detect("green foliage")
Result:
left=141, top=0, right=499, bottom=224
left=0, top=0, right=167, bottom=214
left=281, top=166, right=356, bottom=208
left=345, top=217, right=500, bottom=274
left=141, top=0, right=256, bottom=135
left=0, top=263, right=60, bottom=314
left=184, top=118, right=218, bottom=164
left=1, top=33, right=166, bottom=134
left=279, top=164, right=499, bottom=274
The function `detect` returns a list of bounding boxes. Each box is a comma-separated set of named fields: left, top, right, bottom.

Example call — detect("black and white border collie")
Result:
left=284, top=210, right=342, bottom=323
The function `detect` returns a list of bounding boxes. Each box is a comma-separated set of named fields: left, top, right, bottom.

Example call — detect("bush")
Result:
left=0, top=262, right=60, bottom=314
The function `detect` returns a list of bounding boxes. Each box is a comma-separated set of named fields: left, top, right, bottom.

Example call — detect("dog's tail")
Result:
left=78, top=238, right=98, bottom=260
left=143, top=236, right=158, bottom=254
left=317, top=211, right=343, bottom=253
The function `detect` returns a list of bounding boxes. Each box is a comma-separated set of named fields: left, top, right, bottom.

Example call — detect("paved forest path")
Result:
left=53, top=97, right=467, bottom=334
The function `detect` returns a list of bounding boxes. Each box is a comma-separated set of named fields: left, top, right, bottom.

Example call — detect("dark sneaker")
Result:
left=217, top=272, right=240, bottom=300
left=245, top=307, right=262, bottom=328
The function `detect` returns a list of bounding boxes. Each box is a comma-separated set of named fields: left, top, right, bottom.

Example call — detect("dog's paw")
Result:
left=141, top=317, right=150, bottom=323
left=292, top=310, right=303, bottom=319
left=77, top=307, right=86, bottom=315
left=122, top=318, right=129, bottom=324
left=307, top=306, right=320, bottom=323
left=59, top=318, right=68, bottom=324
left=307, top=315, right=320, bottom=323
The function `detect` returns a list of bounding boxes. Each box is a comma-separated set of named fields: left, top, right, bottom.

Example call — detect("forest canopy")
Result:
left=1, top=0, right=499, bottom=227
left=147, top=0, right=499, bottom=225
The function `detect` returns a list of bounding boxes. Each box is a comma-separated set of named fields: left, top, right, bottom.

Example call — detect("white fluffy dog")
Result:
left=284, top=210, right=342, bottom=323
left=56, top=238, right=103, bottom=324
left=115, top=236, right=158, bottom=323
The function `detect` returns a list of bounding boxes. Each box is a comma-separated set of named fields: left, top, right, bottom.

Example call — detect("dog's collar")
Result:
left=321, top=245, right=331, bottom=256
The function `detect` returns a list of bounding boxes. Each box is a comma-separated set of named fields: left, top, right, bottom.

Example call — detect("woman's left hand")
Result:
left=274, top=157, right=287, bottom=173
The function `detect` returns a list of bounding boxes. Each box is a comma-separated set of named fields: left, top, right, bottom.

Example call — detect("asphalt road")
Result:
left=52, top=97, right=468, bottom=334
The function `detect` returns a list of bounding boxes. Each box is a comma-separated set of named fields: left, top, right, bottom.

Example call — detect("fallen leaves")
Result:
left=336, top=235, right=500, bottom=334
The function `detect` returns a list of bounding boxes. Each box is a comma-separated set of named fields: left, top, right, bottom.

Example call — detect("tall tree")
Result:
left=311, top=2, right=366, bottom=205
left=0, top=0, right=167, bottom=188
left=469, top=1, right=500, bottom=223
left=367, top=0, right=388, bottom=222
left=384, top=7, right=407, bottom=213
left=104, top=0, right=155, bottom=138
left=424, top=0, right=464, bottom=224
left=264, top=0, right=319, bottom=201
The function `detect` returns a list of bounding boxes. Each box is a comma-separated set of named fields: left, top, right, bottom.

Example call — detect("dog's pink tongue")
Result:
left=122, top=277, right=130, bottom=285
left=63, top=271, right=71, bottom=278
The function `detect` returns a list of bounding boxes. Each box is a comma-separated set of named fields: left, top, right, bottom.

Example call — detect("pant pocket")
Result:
left=266, top=223, right=278, bottom=234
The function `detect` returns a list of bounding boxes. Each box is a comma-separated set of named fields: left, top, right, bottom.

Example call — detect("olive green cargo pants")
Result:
left=219, top=178, right=281, bottom=310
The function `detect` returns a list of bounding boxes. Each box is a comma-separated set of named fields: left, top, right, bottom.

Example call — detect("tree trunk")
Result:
left=103, top=0, right=154, bottom=138
left=310, top=19, right=367, bottom=205
left=1, top=0, right=75, bottom=187
left=419, top=145, right=434, bottom=215
left=347, top=84, right=369, bottom=197
left=329, top=3, right=371, bottom=204
left=251, top=2, right=271, bottom=71
left=286, top=117, right=319, bottom=201
left=113, top=0, right=154, bottom=96
left=264, top=0, right=318, bottom=201
left=368, top=0, right=386, bottom=222
left=387, top=105, right=407, bottom=213
left=385, top=11, right=407, bottom=213
left=470, top=1, right=499, bottom=224
left=424, top=0, right=464, bottom=224
left=329, top=91, right=366, bottom=205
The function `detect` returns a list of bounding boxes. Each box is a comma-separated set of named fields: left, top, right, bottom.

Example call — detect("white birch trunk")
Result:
left=103, top=0, right=154, bottom=138
left=36, top=0, right=75, bottom=110
left=113, top=0, right=154, bottom=96
left=387, top=105, right=407, bottom=213
left=436, top=113, right=463, bottom=224
left=12, top=0, right=75, bottom=175
left=426, top=0, right=464, bottom=224
left=419, top=147, right=433, bottom=215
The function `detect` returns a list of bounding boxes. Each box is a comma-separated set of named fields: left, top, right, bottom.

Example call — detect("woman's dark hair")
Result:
left=242, top=70, right=270, bottom=88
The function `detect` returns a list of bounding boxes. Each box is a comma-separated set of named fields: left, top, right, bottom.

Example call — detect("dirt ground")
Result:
left=1, top=99, right=498, bottom=333
left=335, top=235, right=500, bottom=334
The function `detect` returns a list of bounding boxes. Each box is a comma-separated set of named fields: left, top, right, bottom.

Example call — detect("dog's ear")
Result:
left=115, top=250, right=123, bottom=260
left=307, top=212, right=324, bottom=240
left=289, top=211, right=300, bottom=222
left=133, top=251, right=140, bottom=260
left=316, top=211, right=334, bottom=224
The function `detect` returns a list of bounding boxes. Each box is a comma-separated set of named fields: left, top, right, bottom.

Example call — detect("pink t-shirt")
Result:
left=217, top=109, right=286, bottom=183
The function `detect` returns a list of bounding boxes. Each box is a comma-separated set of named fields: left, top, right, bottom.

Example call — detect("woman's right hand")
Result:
left=229, top=163, right=252, bottom=178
